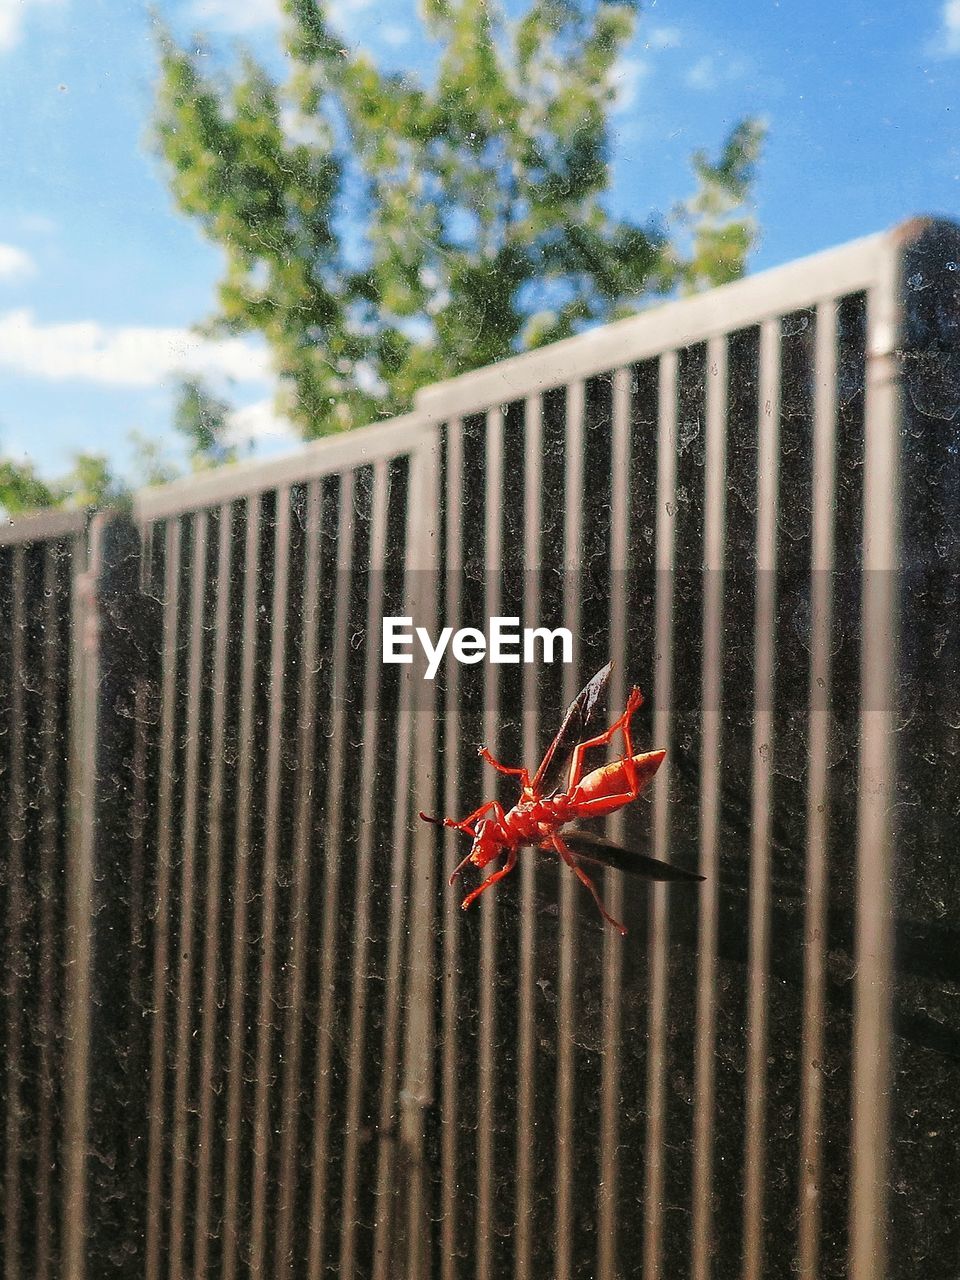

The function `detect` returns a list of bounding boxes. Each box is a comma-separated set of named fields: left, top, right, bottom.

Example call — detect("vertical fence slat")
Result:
left=4, top=547, right=26, bottom=1280
left=36, top=543, right=61, bottom=1280
left=339, top=461, right=392, bottom=1280
left=62, top=532, right=93, bottom=1280
left=399, top=432, right=440, bottom=1280
left=476, top=405, right=504, bottom=1280
left=690, top=334, right=729, bottom=1280
left=222, top=497, right=262, bottom=1280
left=848, top=259, right=901, bottom=1280
left=798, top=299, right=839, bottom=1280
left=145, top=518, right=183, bottom=1280
left=250, top=490, right=293, bottom=1279
left=555, top=378, right=585, bottom=1280
left=440, top=418, right=464, bottom=1280
left=274, top=482, right=322, bottom=1280
left=642, top=351, right=678, bottom=1280
left=515, top=394, right=543, bottom=1280
left=169, top=510, right=208, bottom=1280
left=370, top=465, right=418, bottom=1279
left=742, top=317, right=782, bottom=1280
left=128, top=538, right=154, bottom=1270
left=596, top=366, right=632, bottom=1280
left=193, top=504, right=233, bottom=1278
left=307, top=471, right=357, bottom=1280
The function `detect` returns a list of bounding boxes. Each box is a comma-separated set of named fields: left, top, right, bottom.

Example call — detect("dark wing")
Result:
left=562, top=829, right=705, bottom=884
left=533, top=661, right=612, bottom=797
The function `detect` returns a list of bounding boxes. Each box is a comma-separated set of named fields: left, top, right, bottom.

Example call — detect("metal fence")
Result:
left=2, top=216, right=959, bottom=1280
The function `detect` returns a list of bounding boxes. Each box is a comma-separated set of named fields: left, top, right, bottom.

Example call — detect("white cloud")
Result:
left=328, top=0, right=374, bottom=23
left=279, top=106, right=321, bottom=147
left=226, top=396, right=295, bottom=445
left=191, top=0, right=280, bottom=33
left=381, top=23, right=411, bottom=47
left=610, top=56, right=649, bottom=114
left=0, top=309, right=272, bottom=387
left=190, top=0, right=371, bottom=33
left=0, top=244, right=35, bottom=281
left=647, top=25, right=682, bottom=50
left=353, top=359, right=387, bottom=397
left=932, top=0, right=960, bottom=55
left=0, top=0, right=63, bottom=53
left=15, top=212, right=57, bottom=236
left=684, top=53, right=754, bottom=91
left=685, top=55, right=717, bottom=90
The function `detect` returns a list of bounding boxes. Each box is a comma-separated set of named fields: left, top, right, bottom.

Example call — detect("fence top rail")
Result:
left=3, top=219, right=934, bottom=540
left=133, top=409, right=436, bottom=522
left=0, top=507, right=86, bottom=547
left=413, top=228, right=891, bottom=420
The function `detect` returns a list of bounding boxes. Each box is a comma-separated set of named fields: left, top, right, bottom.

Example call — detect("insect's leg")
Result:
left=567, top=791, right=640, bottom=817
left=551, top=836, right=627, bottom=936
left=615, top=692, right=643, bottom=795
left=566, top=687, right=644, bottom=791
left=478, top=747, right=531, bottom=790
left=450, top=799, right=499, bottom=830
left=460, top=845, right=518, bottom=912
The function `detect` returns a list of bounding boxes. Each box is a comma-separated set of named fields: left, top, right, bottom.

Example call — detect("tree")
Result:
left=0, top=455, right=60, bottom=517
left=0, top=380, right=240, bottom=518
left=174, top=378, right=240, bottom=469
left=154, top=0, right=764, bottom=438
left=0, top=449, right=123, bottom=519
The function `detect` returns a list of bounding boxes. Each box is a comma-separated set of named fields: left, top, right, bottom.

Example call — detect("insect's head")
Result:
left=469, top=818, right=503, bottom=871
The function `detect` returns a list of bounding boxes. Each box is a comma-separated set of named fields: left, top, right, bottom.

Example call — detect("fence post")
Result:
left=398, top=426, right=441, bottom=1279
left=61, top=514, right=160, bottom=1280
left=849, top=218, right=960, bottom=1280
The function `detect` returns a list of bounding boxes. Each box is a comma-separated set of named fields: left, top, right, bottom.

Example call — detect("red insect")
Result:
left=420, top=662, right=703, bottom=935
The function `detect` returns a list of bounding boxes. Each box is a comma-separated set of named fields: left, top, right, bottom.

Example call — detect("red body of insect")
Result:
left=420, top=663, right=702, bottom=934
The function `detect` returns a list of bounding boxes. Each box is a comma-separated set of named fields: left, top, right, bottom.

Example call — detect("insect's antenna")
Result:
left=419, top=811, right=474, bottom=837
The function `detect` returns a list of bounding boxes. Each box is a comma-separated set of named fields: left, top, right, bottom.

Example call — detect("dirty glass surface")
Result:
left=2, top=6, right=960, bottom=1280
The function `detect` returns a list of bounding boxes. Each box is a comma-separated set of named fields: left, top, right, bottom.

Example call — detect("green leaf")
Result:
left=149, top=3, right=765, bottom=439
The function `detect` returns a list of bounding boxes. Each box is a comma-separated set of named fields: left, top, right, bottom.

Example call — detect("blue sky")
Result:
left=3, top=0, right=960, bottom=483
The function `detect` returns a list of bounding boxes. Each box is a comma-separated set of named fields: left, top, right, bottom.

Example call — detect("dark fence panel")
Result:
left=2, top=220, right=959, bottom=1280
left=886, top=225, right=960, bottom=1280
left=132, top=465, right=420, bottom=1280
left=425, top=300, right=869, bottom=1280
left=0, top=515, right=82, bottom=1280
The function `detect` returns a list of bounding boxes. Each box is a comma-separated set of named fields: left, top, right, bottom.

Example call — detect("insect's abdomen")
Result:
left=571, top=749, right=665, bottom=810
